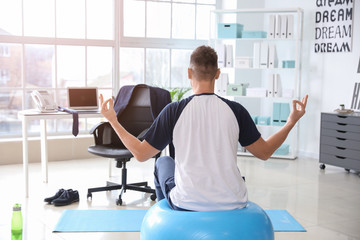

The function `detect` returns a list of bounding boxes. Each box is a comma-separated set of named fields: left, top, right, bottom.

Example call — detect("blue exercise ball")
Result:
left=141, top=199, right=274, bottom=240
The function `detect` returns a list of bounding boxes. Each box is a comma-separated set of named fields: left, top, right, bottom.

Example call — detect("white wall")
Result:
left=230, top=0, right=360, bottom=158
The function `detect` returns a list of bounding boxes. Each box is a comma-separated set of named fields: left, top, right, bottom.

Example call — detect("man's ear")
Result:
left=188, top=68, right=192, bottom=79
left=215, top=69, right=221, bottom=79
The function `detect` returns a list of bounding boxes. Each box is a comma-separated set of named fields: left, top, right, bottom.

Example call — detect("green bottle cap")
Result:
left=13, top=203, right=21, bottom=211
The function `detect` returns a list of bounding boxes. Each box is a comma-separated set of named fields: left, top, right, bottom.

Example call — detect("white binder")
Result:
left=268, top=74, right=274, bottom=97
left=273, top=74, right=282, bottom=97
left=260, top=42, right=269, bottom=69
left=225, top=45, right=233, bottom=68
left=268, top=15, right=276, bottom=39
left=221, top=73, right=229, bottom=95
left=253, top=42, right=261, bottom=68
left=287, top=15, right=294, bottom=39
left=215, top=42, right=226, bottom=68
left=280, top=15, right=287, bottom=39
left=268, top=44, right=277, bottom=69
left=275, top=15, right=282, bottom=39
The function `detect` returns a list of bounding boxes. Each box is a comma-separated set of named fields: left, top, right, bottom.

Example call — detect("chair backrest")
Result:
left=111, top=86, right=153, bottom=146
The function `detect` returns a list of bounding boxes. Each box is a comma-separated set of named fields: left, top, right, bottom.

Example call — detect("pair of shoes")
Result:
left=44, top=188, right=65, bottom=203
left=44, top=189, right=80, bottom=206
left=52, top=189, right=79, bottom=206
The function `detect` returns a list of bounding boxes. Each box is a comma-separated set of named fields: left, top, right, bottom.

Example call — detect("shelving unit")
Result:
left=210, top=8, right=303, bottom=159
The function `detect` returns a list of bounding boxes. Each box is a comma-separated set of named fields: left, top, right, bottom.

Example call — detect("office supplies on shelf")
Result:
left=217, top=23, right=243, bottom=38
left=235, top=57, right=252, bottom=68
left=287, top=15, right=294, bottom=38
left=282, top=60, right=295, bottom=68
left=274, top=144, right=289, bottom=155
left=280, top=15, right=287, bottom=39
left=272, top=102, right=281, bottom=126
left=260, top=42, right=269, bottom=69
left=215, top=42, right=226, bottom=68
left=275, top=15, right=282, bottom=39
left=227, top=83, right=249, bottom=96
left=246, top=88, right=267, bottom=97
left=268, top=44, right=277, bottom=69
left=258, top=116, right=271, bottom=125
left=225, top=44, right=234, bottom=67
left=253, top=42, right=261, bottom=68
left=242, top=31, right=267, bottom=38
left=215, top=73, right=228, bottom=96
left=268, top=15, right=276, bottom=39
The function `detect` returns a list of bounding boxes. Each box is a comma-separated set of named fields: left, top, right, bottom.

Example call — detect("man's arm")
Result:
left=99, top=94, right=160, bottom=162
left=245, top=95, right=308, bottom=160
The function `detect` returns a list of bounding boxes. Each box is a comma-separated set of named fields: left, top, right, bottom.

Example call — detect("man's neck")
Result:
left=191, top=79, right=215, bottom=95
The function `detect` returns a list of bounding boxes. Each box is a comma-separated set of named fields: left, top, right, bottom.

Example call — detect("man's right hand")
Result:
left=287, top=95, right=308, bottom=125
left=99, top=94, right=117, bottom=124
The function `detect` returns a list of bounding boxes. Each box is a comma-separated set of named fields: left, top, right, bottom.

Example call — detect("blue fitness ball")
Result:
left=141, top=199, right=274, bottom=240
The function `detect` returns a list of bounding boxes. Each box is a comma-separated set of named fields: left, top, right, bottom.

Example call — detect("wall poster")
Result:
left=315, top=0, right=354, bottom=53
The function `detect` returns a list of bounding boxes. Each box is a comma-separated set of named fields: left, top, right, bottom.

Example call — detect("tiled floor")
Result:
left=0, top=156, right=359, bottom=240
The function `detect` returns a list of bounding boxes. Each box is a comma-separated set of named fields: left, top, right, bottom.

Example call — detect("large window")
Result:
left=0, top=0, right=216, bottom=138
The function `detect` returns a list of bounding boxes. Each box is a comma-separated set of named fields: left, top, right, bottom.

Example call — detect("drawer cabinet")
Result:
left=319, top=112, right=360, bottom=172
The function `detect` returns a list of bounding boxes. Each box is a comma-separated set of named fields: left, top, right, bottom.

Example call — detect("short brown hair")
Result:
left=189, top=45, right=218, bottom=80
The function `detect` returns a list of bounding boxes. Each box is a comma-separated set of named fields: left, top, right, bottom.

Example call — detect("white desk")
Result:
left=18, top=109, right=102, bottom=197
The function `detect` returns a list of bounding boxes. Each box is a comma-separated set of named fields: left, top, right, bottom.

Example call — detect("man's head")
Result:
left=189, top=45, right=219, bottom=81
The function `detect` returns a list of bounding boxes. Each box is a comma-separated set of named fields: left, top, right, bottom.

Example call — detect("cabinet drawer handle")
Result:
left=336, top=146, right=346, bottom=150
left=336, top=130, right=347, bottom=133
left=335, top=156, right=346, bottom=159
left=337, top=115, right=347, bottom=119
left=336, top=137, right=346, bottom=141
left=337, top=123, right=347, bottom=126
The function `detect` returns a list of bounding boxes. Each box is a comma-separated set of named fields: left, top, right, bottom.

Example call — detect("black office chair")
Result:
left=87, top=84, right=171, bottom=205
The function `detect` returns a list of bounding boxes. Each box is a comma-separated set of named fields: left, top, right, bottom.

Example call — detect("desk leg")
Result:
left=40, top=119, right=48, bottom=183
left=22, top=117, right=29, bottom=198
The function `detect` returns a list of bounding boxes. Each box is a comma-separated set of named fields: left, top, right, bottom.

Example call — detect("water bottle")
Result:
left=11, top=203, right=22, bottom=240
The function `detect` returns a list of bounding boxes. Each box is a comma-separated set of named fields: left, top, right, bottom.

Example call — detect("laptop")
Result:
left=67, top=87, right=99, bottom=111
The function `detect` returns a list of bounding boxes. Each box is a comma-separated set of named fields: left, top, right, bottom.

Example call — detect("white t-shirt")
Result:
left=144, top=93, right=260, bottom=211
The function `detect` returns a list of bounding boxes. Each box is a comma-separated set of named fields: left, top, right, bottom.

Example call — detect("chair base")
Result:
left=87, top=180, right=157, bottom=206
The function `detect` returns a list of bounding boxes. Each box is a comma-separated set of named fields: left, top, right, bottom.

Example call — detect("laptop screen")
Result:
left=68, top=87, right=98, bottom=110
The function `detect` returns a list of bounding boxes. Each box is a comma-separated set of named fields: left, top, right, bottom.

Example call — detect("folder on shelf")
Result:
left=272, top=102, right=281, bottom=126
left=275, top=15, right=282, bottom=39
left=221, top=73, right=229, bottom=95
left=280, top=15, right=287, bottom=39
left=215, top=42, right=226, bottom=68
left=287, top=15, right=294, bottom=39
left=268, top=74, right=274, bottom=97
left=260, top=42, right=269, bottom=69
left=268, top=44, right=277, bottom=69
left=280, top=103, right=290, bottom=125
left=225, top=44, right=233, bottom=68
left=253, top=42, right=261, bottom=68
left=268, top=15, right=276, bottom=39
left=274, top=74, right=282, bottom=98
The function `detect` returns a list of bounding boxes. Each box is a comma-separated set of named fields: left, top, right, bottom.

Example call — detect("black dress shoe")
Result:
left=44, top=189, right=66, bottom=203
left=52, top=189, right=79, bottom=206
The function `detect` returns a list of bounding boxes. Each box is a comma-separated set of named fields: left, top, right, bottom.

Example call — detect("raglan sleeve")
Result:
left=143, top=102, right=175, bottom=151
left=237, top=104, right=261, bottom=147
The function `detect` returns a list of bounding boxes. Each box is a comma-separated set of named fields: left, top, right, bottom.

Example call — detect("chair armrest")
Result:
left=89, top=122, right=113, bottom=145
left=89, top=122, right=108, bottom=135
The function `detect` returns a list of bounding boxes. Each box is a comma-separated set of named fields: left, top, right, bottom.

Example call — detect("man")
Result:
left=99, top=45, right=308, bottom=211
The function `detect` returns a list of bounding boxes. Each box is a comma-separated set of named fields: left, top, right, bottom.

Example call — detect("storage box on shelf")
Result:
left=210, top=8, right=303, bottom=159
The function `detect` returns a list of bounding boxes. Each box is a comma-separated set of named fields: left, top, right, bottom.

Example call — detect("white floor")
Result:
left=0, top=156, right=359, bottom=240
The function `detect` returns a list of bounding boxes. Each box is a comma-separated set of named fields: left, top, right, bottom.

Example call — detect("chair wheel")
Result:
left=319, top=164, right=326, bottom=170
left=150, top=194, right=157, bottom=201
left=345, top=168, right=350, bottom=172
left=116, top=198, right=123, bottom=205
left=87, top=193, right=92, bottom=199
